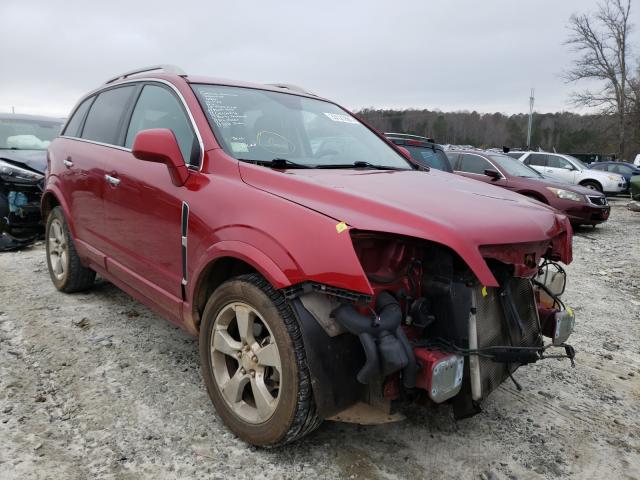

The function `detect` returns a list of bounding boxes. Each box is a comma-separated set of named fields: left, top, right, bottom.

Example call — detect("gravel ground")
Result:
left=1, top=198, right=639, bottom=480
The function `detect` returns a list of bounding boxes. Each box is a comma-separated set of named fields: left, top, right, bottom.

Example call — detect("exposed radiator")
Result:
left=474, top=278, right=543, bottom=399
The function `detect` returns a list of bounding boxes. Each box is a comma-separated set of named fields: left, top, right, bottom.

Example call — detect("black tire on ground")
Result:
left=45, top=206, right=96, bottom=293
left=580, top=180, right=603, bottom=192
left=199, top=273, right=321, bottom=447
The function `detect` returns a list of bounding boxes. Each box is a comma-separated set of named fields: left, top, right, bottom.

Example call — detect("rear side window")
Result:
left=81, top=86, right=136, bottom=145
left=63, top=97, right=94, bottom=137
left=406, top=146, right=452, bottom=172
left=459, top=154, right=492, bottom=174
left=125, top=85, right=198, bottom=165
left=525, top=153, right=547, bottom=167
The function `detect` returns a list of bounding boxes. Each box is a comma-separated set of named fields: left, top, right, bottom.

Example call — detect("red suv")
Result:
left=44, top=65, right=577, bottom=446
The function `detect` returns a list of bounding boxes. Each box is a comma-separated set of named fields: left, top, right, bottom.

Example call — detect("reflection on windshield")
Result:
left=0, top=119, right=63, bottom=150
left=192, top=84, right=412, bottom=170
left=489, top=154, right=542, bottom=178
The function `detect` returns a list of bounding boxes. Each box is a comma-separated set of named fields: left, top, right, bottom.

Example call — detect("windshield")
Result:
left=0, top=118, right=63, bottom=150
left=192, top=84, right=412, bottom=169
left=406, top=146, right=452, bottom=172
left=488, top=154, right=542, bottom=178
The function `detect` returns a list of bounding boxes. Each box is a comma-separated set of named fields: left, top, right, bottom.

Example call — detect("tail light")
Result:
left=414, top=349, right=464, bottom=403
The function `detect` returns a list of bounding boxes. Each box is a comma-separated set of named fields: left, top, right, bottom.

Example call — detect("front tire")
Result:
left=45, top=206, right=95, bottom=292
left=199, top=273, right=320, bottom=446
left=580, top=180, right=602, bottom=192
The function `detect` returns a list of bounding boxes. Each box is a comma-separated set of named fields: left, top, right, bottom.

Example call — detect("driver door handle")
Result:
left=105, top=174, right=121, bottom=186
left=63, top=158, right=73, bottom=168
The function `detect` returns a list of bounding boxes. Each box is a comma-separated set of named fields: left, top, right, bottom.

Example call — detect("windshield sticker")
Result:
left=200, top=90, right=247, bottom=128
left=323, top=112, right=358, bottom=124
left=230, top=142, right=249, bottom=153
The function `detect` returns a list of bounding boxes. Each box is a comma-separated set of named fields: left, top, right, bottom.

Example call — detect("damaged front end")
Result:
left=0, top=159, right=45, bottom=250
left=286, top=230, right=576, bottom=423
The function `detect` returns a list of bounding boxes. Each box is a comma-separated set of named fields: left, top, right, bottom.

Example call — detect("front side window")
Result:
left=406, top=146, right=452, bottom=172
left=125, top=85, right=198, bottom=165
left=81, top=86, right=136, bottom=145
left=488, top=154, right=541, bottom=178
left=192, top=84, right=411, bottom=169
left=63, top=97, right=94, bottom=137
left=547, top=155, right=572, bottom=169
left=0, top=117, right=63, bottom=150
left=525, top=153, right=547, bottom=167
left=458, top=154, right=492, bottom=174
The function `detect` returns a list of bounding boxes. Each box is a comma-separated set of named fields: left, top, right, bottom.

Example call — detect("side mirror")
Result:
left=396, top=146, right=412, bottom=161
left=484, top=169, right=502, bottom=180
left=132, top=128, right=189, bottom=187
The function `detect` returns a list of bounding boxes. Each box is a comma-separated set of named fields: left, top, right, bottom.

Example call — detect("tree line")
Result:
left=356, top=108, right=640, bottom=158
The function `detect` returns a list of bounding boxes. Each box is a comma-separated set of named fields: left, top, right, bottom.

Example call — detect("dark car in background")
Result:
left=384, top=133, right=452, bottom=172
left=446, top=149, right=610, bottom=227
left=589, top=161, right=640, bottom=194
left=0, top=113, right=64, bottom=250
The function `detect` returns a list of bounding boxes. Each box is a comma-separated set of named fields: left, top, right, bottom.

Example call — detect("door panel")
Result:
left=101, top=149, right=184, bottom=312
left=546, top=155, right=577, bottom=183
left=54, top=139, right=106, bottom=258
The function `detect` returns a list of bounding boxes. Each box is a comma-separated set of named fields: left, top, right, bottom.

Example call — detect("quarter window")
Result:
left=81, top=86, right=136, bottom=145
left=125, top=85, right=198, bottom=164
left=64, top=97, right=94, bottom=137
left=459, top=154, right=492, bottom=174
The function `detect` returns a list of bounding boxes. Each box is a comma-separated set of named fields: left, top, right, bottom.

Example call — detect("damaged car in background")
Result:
left=44, top=65, right=577, bottom=447
left=0, top=113, right=64, bottom=250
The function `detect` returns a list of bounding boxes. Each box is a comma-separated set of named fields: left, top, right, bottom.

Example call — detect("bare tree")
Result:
left=564, top=0, right=634, bottom=158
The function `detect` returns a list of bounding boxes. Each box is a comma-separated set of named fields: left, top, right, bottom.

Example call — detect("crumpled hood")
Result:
left=0, top=149, right=47, bottom=174
left=239, top=164, right=573, bottom=286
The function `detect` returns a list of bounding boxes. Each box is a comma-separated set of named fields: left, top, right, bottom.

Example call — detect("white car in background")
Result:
left=634, top=153, right=640, bottom=167
left=513, top=152, right=626, bottom=194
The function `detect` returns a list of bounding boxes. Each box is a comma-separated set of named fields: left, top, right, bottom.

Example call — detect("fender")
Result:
left=41, top=181, right=77, bottom=238
left=190, top=239, right=292, bottom=297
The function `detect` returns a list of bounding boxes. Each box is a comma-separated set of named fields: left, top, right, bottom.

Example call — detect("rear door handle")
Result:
left=63, top=158, right=73, bottom=168
left=104, top=174, right=121, bottom=186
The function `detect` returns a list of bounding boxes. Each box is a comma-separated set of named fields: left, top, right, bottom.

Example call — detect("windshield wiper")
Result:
left=240, top=158, right=311, bottom=169
left=316, top=161, right=410, bottom=171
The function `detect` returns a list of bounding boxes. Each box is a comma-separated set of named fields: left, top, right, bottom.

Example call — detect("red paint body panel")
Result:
left=45, top=74, right=574, bottom=335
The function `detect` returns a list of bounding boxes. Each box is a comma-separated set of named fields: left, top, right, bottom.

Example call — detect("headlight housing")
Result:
left=606, top=174, right=622, bottom=182
left=546, top=187, right=584, bottom=203
left=0, top=159, right=44, bottom=183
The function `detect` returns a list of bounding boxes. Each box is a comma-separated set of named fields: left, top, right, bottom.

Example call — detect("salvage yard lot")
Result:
left=1, top=198, right=638, bottom=480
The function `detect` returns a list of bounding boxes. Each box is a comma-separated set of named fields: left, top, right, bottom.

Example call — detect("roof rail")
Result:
left=105, top=64, right=186, bottom=84
left=266, top=83, right=317, bottom=96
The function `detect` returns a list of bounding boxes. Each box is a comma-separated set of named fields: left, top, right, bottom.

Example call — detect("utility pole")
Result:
left=11, top=106, right=15, bottom=114
left=526, top=88, right=534, bottom=150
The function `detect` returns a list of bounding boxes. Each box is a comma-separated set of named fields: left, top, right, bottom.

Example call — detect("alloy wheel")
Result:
left=210, top=302, right=282, bottom=424
left=48, top=218, right=67, bottom=280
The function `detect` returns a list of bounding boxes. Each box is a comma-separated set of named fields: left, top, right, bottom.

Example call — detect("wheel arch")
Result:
left=579, top=178, right=603, bottom=191
left=189, top=241, right=293, bottom=330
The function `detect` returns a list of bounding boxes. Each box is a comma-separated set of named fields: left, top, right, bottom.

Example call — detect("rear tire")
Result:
left=199, top=273, right=320, bottom=447
left=45, top=206, right=95, bottom=292
left=580, top=180, right=602, bottom=192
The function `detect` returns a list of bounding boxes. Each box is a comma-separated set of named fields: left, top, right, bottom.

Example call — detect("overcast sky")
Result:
left=1, top=0, right=638, bottom=117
